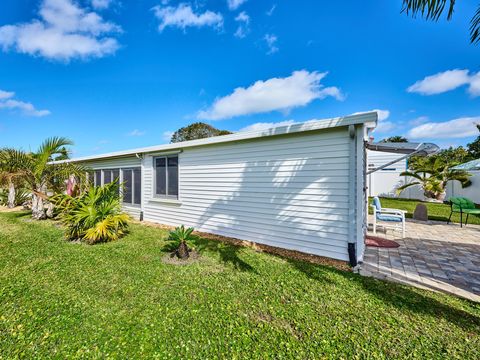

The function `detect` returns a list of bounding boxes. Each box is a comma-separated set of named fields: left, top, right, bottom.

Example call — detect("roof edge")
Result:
left=54, top=112, right=378, bottom=164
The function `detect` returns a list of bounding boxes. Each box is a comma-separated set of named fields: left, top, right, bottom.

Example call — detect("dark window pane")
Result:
left=88, top=172, right=94, bottom=186
left=95, top=170, right=101, bottom=187
left=103, top=170, right=112, bottom=184
left=123, top=169, right=132, bottom=203
left=133, top=168, right=141, bottom=205
left=155, top=158, right=166, bottom=196
left=167, top=156, right=178, bottom=197
left=112, top=169, right=120, bottom=182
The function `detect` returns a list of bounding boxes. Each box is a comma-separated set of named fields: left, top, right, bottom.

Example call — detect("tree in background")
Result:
left=170, top=122, right=232, bottom=143
left=467, top=124, right=480, bottom=159
left=409, top=146, right=472, bottom=170
left=0, top=148, right=26, bottom=208
left=398, top=156, right=472, bottom=201
left=380, top=136, right=409, bottom=143
left=402, top=0, right=480, bottom=44
left=9, top=137, right=85, bottom=220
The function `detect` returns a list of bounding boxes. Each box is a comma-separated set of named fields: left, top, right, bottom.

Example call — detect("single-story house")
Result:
left=59, top=112, right=378, bottom=266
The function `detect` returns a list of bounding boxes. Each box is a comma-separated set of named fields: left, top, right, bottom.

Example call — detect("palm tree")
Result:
left=10, top=137, right=85, bottom=219
left=397, top=157, right=471, bottom=201
left=402, top=0, right=480, bottom=44
left=0, top=148, right=26, bottom=208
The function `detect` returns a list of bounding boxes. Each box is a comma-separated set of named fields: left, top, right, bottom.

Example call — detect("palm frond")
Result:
left=402, top=0, right=455, bottom=21
left=471, top=6, right=480, bottom=44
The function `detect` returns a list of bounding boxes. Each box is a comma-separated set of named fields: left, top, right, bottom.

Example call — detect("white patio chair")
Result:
left=371, top=197, right=406, bottom=238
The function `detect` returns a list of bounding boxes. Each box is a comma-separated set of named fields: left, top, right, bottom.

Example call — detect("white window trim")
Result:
left=153, top=154, right=179, bottom=200
left=121, top=167, right=142, bottom=207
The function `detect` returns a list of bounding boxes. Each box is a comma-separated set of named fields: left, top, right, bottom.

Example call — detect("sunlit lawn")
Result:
left=370, top=197, right=480, bottom=225
left=0, top=211, right=479, bottom=358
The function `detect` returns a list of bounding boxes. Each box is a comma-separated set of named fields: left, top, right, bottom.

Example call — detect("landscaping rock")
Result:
left=413, top=203, right=428, bottom=221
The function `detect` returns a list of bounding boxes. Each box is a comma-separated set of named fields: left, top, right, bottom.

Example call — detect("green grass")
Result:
left=1, top=212, right=479, bottom=358
left=371, top=197, right=480, bottom=225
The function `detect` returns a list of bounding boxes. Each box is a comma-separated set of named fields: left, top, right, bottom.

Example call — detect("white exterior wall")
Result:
left=142, top=128, right=356, bottom=261
left=83, top=156, right=142, bottom=219
left=367, top=150, right=408, bottom=197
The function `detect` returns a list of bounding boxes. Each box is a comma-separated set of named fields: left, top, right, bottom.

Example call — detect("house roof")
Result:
left=452, top=159, right=480, bottom=171
left=55, top=112, right=378, bottom=163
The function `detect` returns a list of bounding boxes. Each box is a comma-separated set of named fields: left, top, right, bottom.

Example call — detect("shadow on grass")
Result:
left=161, top=236, right=256, bottom=273
left=285, top=258, right=335, bottom=285
left=288, top=255, right=480, bottom=332
left=353, top=273, right=480, bottom=332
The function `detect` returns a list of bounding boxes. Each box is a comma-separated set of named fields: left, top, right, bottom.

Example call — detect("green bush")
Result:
left=52, top=181, right=129, bottom=244
left=168, top=225, right=195, bottom=259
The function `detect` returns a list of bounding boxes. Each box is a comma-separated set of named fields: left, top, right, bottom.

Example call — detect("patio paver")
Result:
left=360, top=218, right=480, bottom=302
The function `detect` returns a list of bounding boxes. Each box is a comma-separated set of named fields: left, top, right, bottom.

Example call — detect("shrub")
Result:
left=168, top=225, right=195, bottom=259
left=52, top=181, right=129, bottom=244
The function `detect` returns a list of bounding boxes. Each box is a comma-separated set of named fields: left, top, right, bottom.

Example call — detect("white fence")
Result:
left=367, top=150, right=480, bottom=204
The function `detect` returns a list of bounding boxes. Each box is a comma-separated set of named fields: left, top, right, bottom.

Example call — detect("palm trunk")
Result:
left=32, top=191, right=46, bottom=220
left=7, top=181, right=15, bottom=209
left=177, top=240, right=190, bottom=259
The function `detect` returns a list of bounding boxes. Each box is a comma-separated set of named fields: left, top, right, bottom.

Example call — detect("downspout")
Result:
left=136, top=153, right=145, bottom=221
left=347, top=125, right=357, bottom=267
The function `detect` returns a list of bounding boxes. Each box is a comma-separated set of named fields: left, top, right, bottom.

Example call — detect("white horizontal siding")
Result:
left=81, top=156, right=142, bottom=219
left=142, top=128, right=353, bottom=261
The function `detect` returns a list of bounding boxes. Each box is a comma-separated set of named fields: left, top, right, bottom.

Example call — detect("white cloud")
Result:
left=234, top=11, right=250, bottom=38
left=162, top=130, right=174, bottom=141
left=407, top=69, right=480, bottom=97
left=0, top=89, right=50, bottom=117
left=266, top=4, right=276, bottom=16
left=469, top=72, right=480, bottom=97
left=198, top=70, right=343, bottom=120
left=409, top=116, right=429, bottom=126
left=408, top=117, right=480, bottom=139
left=0, top=90, right=14, bottom=100
left=153, top=4, right=223, bottom=32
left=264, top=33, right=278, bottom=54
left=227, top=0, right=247, bottom=11
left=128, top=129, right=146, bottom=136
left=239, top=120, right=296, bottom=132
left=91, top=0, right=112, bottom=10
left=0, top=0, right=121, bottom=61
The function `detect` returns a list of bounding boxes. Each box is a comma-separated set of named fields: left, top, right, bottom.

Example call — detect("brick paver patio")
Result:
left=360, top=218, right=480, bottom=302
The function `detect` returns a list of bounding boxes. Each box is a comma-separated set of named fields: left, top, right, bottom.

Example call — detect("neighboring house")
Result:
left=367, top=153, right=480, bottom=204
left=367, top=150, right=408, bottom=198
left=58, top=113, right=377, bottom=265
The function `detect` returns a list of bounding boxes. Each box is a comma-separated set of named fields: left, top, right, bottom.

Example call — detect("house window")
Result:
left=154, top=155, right=178, bottom=198
left=121, top=168, right=142, bottom=205
left=102, top=169, right=120, bottom=185
left=94, top=170, right=101, bottom=187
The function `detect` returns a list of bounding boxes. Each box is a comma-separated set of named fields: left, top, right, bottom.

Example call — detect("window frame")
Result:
left=120, top=167, right=142, bottom=207
left=153, top=154, right=179, bottom=200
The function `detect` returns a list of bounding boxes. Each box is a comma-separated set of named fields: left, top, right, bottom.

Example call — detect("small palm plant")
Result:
left=53, top=181, right=129, bottom=244
left=397, top=157, right=471, bottom=201
left=168, top=225, right=195, bottom=259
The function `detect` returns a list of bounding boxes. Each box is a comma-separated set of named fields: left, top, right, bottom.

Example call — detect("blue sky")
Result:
left=0, top=0, right=479, bottom=157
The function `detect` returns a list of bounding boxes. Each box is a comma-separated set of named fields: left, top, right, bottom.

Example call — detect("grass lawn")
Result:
left=1, top=212, right=479, bottom=358
left=371, top=197, right=480, bottom=226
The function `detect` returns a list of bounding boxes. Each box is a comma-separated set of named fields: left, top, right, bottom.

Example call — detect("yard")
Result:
left=371, top=197, right=480, bottom=226
left=0, top=211, right=479, bottom=358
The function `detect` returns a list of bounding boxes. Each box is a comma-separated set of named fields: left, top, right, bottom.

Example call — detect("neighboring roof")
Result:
left=54, top=112, right=377, bottom=164
left=366, top=142, right=439, bottom=156
left=452, top=159, right=480, bottom=171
